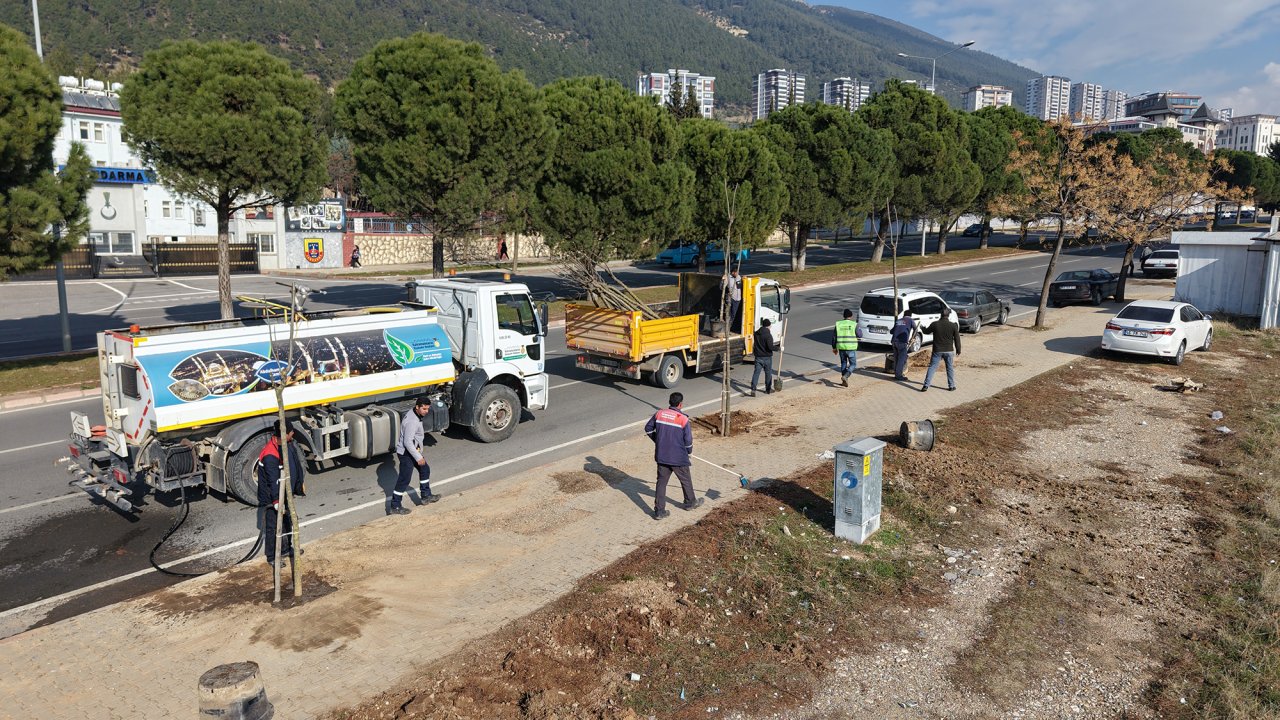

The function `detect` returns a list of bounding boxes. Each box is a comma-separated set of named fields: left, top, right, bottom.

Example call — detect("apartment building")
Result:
left=636, top=69, right=716, bottom=119
left=1101, top=89, right=1128, bottom=120
left=1025, top=75, right=1071, bottom=121
left=1069, top=82, right=1105, bottom=121
left=1216, top=114, right=1277, bottom=155
left=1125, top=92, right=1202, bottom=121
left=753, top=69, right=805, bottom=121
left=821, top=77, right=871, bottom=112
left=962, top=84, right=1014, bottom=112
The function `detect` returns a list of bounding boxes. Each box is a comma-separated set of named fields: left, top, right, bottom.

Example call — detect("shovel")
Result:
left=771, top=315, right=789, bottom=392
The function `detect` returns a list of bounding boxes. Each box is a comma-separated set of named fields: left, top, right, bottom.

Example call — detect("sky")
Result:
left=822, top=0, right=1280, bottom=116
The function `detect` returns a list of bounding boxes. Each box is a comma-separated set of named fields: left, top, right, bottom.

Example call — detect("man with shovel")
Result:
left=644, top=392, right=702, bottom=520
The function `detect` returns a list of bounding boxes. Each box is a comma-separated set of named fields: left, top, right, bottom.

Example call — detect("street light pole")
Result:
left=32, top=0, right=73, bottom=352
left=897, top=40, right=975, bottom=96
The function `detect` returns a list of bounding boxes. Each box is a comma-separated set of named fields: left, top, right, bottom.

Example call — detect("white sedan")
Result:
left=1101, top=300, right=1213, bottom=366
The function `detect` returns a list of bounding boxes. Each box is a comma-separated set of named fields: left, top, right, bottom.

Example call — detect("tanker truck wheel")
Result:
left=470, top=384, right=520, bottom=443
left=225, top=432, right=270, bottom=506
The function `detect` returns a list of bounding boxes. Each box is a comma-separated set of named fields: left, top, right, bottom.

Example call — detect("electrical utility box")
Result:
left=833, top=437, right=885, bottom=544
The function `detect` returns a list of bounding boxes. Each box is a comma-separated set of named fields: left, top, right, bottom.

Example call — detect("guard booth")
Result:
left=832, top=437, right=884, bottom=544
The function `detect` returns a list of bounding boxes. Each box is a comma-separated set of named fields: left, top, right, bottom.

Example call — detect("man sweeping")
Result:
left=644, top=392, right=702, bottom=520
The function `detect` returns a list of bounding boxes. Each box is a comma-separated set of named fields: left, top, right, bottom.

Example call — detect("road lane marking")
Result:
left=0, top=494, right=80, bottom=516
left=94, top=282, right=129, bottom=300
left=165, top=279, right=215, bottom=293
left=0, top=439, right=64, bottom=456
left=0, top=393, right=732, bottom=621
left=550, top=375, right=602, bottom=390
left=989, top=268, right=1022, bottom=275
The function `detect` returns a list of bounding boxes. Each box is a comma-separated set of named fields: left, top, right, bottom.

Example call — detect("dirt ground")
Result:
left=330, top=327, right=1280, bottom=720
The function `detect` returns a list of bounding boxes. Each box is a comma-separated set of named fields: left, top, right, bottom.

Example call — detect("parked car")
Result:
left=1048, top=269, right=1119, bottom=307
left=1101, top=300, right=1212, bottom=366
left=1142, top=249, right=1180, bottom=278
left=656, top=241, right=749, bottom=268
left=1217, top=211, right=1237, bottom=222
left=938, top=289, right=1012, bottom=333
left=1240, top=209, right=1256, bottom=222
left=961, top=222, right=991, bottom=237
left=856, top=287, right=959, bottom=352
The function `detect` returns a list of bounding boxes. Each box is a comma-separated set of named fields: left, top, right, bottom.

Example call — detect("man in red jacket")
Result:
left=644, top=392, right=702, bottom=520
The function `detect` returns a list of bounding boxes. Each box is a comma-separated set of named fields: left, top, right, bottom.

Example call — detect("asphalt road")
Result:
left=0, top=239, right=1126, bottom=637
left=0, top=230, right=1047, bottom=361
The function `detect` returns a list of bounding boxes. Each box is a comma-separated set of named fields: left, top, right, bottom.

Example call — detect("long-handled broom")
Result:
left=691, top=454, right=750, bottom=488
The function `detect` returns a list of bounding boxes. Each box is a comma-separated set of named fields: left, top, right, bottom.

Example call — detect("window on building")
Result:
left=93, top=123, right=105, bottom=142
left=78, top=121, right=91, bottom=141
left=143, top=200, right=148, bottom=219
left=249, top=233, right=276, bottom=254
left=162, top=201, right=172, bottom=219
left=112, top=232, right=135, bottom=254
left=174, top=202, right=185, bottom=220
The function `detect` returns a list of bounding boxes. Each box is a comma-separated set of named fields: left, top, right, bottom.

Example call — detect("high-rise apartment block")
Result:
left=1101, top=89, right=1128, bottom=120
left=1216, top=114, right=1277, bottom=155
left=1069, top=82, right=1105, bottom=121
left=1026, top=76, right=1072, bottom=121
left=962, top=84, right=1014, bottom=112
left=753, top=69, right=805, bottom=121
left=636, top=69, right=716, bottom=119
left=821, top=77, right=871, bottom=113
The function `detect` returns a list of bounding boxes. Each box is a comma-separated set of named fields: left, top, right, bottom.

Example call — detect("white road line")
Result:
left=811, top=297, right=849, bottom=305
left=166, top=279, right=215, bottom=293
left=0, top=439, right=64, bottom=456
left=989, top=268, right=1022, bottom=275
left=0, top=397, right=96, bottom=416
left=951, top=276, right=971, bottom=282
left=550, top=375, right=602, bottom=390
left=1016, top=281, right=1041, bottom=287
left=0, top=494, right=80, bottom=516
left=0, top=393, right=730, bottom=622
left=94, top=282, right=129, bottom=300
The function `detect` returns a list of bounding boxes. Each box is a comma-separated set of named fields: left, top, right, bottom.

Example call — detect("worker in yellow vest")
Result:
left=831, top=308, right=859, bottom=387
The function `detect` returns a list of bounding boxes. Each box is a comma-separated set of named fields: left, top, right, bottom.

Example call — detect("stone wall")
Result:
left=344, top=233, right=553, bottom=268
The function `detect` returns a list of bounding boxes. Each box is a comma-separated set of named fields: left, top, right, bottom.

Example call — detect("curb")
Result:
left=0, top=385, right=98, bottom=412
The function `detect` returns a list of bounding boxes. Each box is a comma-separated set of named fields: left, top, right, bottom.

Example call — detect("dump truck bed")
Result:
left=564, top=305, right=700, bottom=362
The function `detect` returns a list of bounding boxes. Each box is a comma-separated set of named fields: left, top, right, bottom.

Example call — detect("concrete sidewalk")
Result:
left=0, top=291, right=1164, bottom=719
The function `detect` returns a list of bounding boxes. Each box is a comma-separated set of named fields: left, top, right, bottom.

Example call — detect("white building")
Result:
left=1077, top=115, right=1216, bottom=154
left=821, top=77, right=871, bottom=113
left=753, top=69, right=805, bottom=121
left=51, top=77, right=289, bottom=268
left=1069, top=82, right=1105, bottom=121
left=1102, top=89, right=1129, bottom=120
left=1216, top=114, right=1277, bottom=155
left=1025, top=75, right=1071, bottom=121
left=636, top=69, right=716, bottom=119
left=961, top=84, right=1014, bottom=112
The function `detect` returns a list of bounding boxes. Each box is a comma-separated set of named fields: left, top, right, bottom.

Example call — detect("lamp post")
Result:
left=896, top=40, right=975, bottom=96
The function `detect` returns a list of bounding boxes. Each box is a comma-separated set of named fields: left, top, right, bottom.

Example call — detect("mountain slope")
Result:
left=2, top=0, right=1039, bottom=112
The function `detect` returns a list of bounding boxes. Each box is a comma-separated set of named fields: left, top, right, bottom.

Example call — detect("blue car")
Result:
left=656, top=241, right=749, bottom=267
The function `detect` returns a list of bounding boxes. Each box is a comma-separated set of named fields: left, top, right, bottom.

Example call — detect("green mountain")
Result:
left=3, top=0, right=1039, bottom=115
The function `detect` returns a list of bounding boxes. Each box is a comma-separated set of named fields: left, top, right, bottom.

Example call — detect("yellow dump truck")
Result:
left=566, top=272, right=790, bottom=388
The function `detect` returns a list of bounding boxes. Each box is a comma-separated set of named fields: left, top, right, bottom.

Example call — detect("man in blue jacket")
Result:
left=258, top=430, right=304, bottom=565
left=644, top=392, right=702, bottom=519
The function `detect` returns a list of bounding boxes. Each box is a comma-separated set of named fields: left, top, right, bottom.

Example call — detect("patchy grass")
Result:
left=0, top=353, right=97, bottom=396
left=757, top=246, right=1030, bottom=287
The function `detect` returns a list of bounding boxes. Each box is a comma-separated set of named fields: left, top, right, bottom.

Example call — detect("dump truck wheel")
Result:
left=470, top=384, right=520, bottom=443
left=653, top=354, right=683, bottom=389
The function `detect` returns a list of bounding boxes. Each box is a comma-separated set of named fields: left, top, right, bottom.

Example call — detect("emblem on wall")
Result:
left=304, top=238, right=324, bottom=263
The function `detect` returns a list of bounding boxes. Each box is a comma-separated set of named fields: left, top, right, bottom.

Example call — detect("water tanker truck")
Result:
left=62, top=279, right=549, bottom=511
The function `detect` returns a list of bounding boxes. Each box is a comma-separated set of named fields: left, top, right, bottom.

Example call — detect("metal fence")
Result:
left=144, top=242, right=259, bottom=276
left=12, top=247, right=96, bottom=281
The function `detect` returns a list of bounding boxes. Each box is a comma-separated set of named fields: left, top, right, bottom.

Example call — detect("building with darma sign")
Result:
left=51, top=76, right=287, bottom=268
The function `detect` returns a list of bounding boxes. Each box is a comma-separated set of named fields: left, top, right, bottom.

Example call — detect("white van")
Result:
left=856, top=287, right=959, bottom=352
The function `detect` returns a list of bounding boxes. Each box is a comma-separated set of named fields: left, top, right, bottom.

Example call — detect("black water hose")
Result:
left=149, top=483, right=265, bottom=577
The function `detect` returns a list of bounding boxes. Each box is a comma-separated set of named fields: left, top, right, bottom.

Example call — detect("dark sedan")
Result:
left=961, top=222, right=991, bottom=237
left=1049, top=269, right=1119, bottom=307
left=939, top=289, right=1012, bottom=333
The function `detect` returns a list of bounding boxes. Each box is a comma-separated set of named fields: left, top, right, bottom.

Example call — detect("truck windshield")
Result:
left=496, top=293, right=539, bottom=336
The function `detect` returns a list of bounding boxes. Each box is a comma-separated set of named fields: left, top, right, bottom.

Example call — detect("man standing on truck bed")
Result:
left=390, top=397, right=440, bottom=515
left=644, top=392, right=701, bottom=520
left=750, top=318, right=775, bottom=396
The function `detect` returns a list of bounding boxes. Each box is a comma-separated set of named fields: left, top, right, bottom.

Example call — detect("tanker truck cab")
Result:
left=406, top=279, right=549, bottom=442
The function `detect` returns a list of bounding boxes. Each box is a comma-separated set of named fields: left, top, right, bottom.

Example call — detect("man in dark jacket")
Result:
left=890, top=311, right=916, bottom=381
left=750, top=318, right=776, bottom=396
left=258, top=430, right=304, bottom=565
left=644, top=392, right=700, bottom=519
left=920, top=313, right=961, bottom=392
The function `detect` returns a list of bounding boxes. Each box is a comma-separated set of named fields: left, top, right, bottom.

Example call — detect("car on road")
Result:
left=938, top=289, right=1012, bottom=333
left=1240, top=209, right=1256, bottom=222
left=656, top=241, right=749, bottom=268
left=1101, top=300, right=1212, bottom=366
left=961, top=222, right=991, bottom=237
left=1049, top=269, right=1119, bottom=307
left=1142, top=249, right=1180, bottom=278
left=856, top=287, right=959, bottom=352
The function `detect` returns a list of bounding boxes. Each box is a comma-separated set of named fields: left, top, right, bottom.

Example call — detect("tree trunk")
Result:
left=1034, top=216, right=1067, bottom=328
left=937, top=216, right=957, bottom=256
left=871, top=207, right=889, bottom=263
left=979, top=214, right=991, bottom=250
left=512, top=233, right=520, bottom=272
left=432, top=237, right=445, bottom=279
left=791, top=224, right=808, bottom=272
left=1116, top=240, right=1137, bottom=302
left=1017, top=220, right=1029, bottom=248
left=697, top=242, right=707, bottom=274
left=216, top=197, right=233, bottom=320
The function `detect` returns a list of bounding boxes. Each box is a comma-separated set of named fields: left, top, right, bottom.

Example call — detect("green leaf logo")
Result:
left=384, top=331, right=415, bottom=367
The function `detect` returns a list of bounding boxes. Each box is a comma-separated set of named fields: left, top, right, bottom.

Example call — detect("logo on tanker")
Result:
left=304, top=238, right=324, bottom=263
left=384, top=331, right=415, bottom=367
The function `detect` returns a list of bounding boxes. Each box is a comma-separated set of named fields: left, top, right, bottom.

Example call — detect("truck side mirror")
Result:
left=781, top=288, right=791, bottom=314
left=538, top=302, right=550, bottom=336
